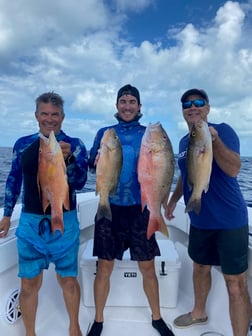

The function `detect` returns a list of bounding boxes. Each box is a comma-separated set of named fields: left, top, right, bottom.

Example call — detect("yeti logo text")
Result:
left=124, top=272, right=137, bottom=278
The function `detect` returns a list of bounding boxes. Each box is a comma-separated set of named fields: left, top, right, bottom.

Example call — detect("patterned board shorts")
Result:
left=16, top=210, right=80, bottom=278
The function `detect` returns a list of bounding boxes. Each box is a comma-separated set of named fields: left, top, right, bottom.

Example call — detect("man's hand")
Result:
left=0, top=216, right=11, bottom=238
left=59, top=141, right=72, bottom=161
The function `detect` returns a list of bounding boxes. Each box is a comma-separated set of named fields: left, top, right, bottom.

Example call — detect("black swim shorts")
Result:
left=93, top=204, right=160, bottom=261
left=188, top=224, right=248, bottom=275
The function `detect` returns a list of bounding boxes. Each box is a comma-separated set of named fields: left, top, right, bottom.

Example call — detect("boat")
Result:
left=0, top=191, right=252, bottom=336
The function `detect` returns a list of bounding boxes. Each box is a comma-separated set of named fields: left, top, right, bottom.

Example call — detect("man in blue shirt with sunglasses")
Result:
left=165, top=88, right=251, bottom=335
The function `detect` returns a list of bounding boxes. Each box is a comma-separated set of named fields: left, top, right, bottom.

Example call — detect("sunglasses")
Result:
left=182, top=99, right=207, bottom=109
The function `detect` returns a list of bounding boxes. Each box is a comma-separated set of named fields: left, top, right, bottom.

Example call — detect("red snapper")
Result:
left=38, top=131, right=69, bottom=233
left=138, top=122, right=175, bottom=239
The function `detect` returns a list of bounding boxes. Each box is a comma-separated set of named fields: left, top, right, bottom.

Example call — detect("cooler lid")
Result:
left=80, top=239, right=180, bottom=267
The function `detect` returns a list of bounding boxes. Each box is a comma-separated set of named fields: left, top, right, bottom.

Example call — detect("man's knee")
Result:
left=224, top=273, right=249, bottom=299
left=138, top=260, right=156, bottom=278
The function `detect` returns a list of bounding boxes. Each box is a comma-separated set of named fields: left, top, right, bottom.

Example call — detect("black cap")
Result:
left=181, top=88, right=209, bottom=103
left=117, top=84, right=141, bottom=104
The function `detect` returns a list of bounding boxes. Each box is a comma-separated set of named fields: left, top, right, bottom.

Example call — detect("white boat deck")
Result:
left=0, top=192, right=251, bottom=336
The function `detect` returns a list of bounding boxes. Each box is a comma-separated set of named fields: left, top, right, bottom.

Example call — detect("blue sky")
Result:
left=0, top=0, right=252, bottom=156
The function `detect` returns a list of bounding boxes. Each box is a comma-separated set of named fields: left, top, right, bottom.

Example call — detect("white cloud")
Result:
left=113, top=0, right=154, bottom=12
left=0, top=0, right=252, bottom=156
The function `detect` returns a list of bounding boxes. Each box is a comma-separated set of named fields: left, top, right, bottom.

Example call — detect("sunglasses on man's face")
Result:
left=182, top=99, right=207, bottom=109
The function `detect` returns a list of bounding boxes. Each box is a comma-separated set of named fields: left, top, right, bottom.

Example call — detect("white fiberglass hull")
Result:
left=0, top=192, right=252, bottom=336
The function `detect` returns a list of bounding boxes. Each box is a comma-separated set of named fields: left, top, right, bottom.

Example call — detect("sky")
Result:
left=0, top=0, right=252, bottom=156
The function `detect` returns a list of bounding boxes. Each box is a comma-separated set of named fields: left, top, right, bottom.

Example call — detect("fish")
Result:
left=138, top=122, right=175, bottom=239
left=38, top=131, right=70, bottom=233
left=185, top=119, right=213, bottom=214
left=96, top=128, right=123, bottom=221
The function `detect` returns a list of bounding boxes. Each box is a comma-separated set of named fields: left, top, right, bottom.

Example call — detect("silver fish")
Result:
left=186, top=119, right=213, bottom=214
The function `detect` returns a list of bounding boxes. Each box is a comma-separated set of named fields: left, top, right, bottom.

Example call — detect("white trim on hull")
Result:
left=0, top=192, right=251, bottom=336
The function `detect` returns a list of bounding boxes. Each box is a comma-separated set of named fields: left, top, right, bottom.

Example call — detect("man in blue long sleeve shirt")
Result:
left=0, top=92, right=88, bottom=336
left=87, top=84, right=174, bottom=336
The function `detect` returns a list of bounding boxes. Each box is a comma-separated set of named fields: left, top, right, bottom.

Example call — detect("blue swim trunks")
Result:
left=16, top=210, right=80, bottom=279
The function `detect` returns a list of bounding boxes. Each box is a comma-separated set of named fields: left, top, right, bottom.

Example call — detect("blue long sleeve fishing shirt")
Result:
left=88, top=119, right=146, bottom=206
left=3, top=130, right=88, bottom=217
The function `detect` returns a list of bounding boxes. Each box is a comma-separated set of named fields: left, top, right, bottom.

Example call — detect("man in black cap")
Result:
left=166, top=88, right=251, bottom=335
left=87, top=84, right=175, bottom=336
left=180, top=88, right=209, bottom=104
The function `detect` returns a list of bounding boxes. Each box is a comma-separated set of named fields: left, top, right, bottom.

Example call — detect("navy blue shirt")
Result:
left=178, top=122, right=248, bottom=229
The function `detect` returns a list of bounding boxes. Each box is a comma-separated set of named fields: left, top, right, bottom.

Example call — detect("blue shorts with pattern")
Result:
left=16, top=210, right=80, bottom=279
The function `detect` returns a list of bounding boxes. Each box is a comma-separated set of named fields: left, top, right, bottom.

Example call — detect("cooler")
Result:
left=79, top=239, right=181, bottom=308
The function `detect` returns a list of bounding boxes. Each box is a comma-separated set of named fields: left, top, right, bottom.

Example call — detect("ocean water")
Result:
left=0, top=147, right=251, bottom=208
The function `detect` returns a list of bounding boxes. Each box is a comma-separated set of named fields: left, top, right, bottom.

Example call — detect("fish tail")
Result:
left=51, top=216, right=64, bottom=234
left=147, top=215, right=169, bottom=240
left=96, top=202, right=112, bottom=222
left=185, top=197, right=201, bottom=214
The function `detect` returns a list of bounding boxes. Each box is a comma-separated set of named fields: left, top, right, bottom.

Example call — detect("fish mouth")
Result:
left=39, top=132, right=50, bottom=144
left=148, top=122, right=161, bottom=128
left=39, top=132, right=59, bottom=155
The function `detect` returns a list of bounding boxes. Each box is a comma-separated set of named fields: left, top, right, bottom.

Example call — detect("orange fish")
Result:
left=38, top=131, right=69, bottom=233
left=138, top=122, right=175, bottom=239
left=96, top=128, right=122, bottom=221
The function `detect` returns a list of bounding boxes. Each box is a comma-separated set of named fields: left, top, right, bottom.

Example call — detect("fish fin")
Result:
left=42, top=198, right=50, bottom=213
left=185, top=198, right=201, bottom=214
left=162, top=187, right=171, bottom=210
left=141, top=192, right=148, bottom=212
left=204, top=183, right=210, bottom=193
left=96, top=202, right=112, bottom=222
left=187, top=180, right=193, bottom=192
left=141, top=202, right=148, bottom=212
left=147, top=214, right=169, bottom=240
left=63, top=194, right=70, bottom=210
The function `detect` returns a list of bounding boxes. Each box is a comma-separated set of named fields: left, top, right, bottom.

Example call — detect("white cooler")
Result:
left=80, top=239, right=181, bottom=308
